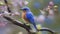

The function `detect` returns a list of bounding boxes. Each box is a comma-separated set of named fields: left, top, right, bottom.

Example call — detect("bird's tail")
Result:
left=32, top=22, right=37, bottom=31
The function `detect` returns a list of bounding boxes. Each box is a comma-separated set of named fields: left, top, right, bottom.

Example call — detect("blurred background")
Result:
left=0, top=0, right=60, bottom=34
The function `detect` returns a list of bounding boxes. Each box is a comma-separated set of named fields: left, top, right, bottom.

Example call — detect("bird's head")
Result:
left=21, top=7, right=30, bottom=12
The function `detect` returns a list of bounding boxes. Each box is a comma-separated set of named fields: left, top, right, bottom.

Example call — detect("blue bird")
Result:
left=21, top=7, right=37, bottom=31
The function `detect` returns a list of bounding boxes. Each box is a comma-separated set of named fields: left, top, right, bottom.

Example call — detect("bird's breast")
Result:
left=22, top=12, right=30, bottom=22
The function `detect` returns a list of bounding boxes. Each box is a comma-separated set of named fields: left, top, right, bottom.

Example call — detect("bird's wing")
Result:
left=26, top=12, right=35, bottom=23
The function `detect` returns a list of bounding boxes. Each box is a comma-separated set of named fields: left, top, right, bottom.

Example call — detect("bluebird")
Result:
left=21, top=7, right=37, bottom=31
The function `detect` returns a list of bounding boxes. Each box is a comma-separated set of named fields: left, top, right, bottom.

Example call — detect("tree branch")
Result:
left=4, top=0, right=11, bottom=13
left=3, top=16, right=31, bottom=34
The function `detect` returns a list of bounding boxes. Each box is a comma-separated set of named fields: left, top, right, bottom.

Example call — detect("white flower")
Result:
left=24, top=1, right=29, bottom=5
left=18, top=32, right=23, bottom=34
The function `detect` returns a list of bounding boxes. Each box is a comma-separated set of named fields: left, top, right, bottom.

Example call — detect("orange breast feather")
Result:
left=22, top=12, right=30, bottom=22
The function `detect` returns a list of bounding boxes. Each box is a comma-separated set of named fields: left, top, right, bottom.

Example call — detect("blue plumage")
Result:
left=22, top=6, right=37, bottom=30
